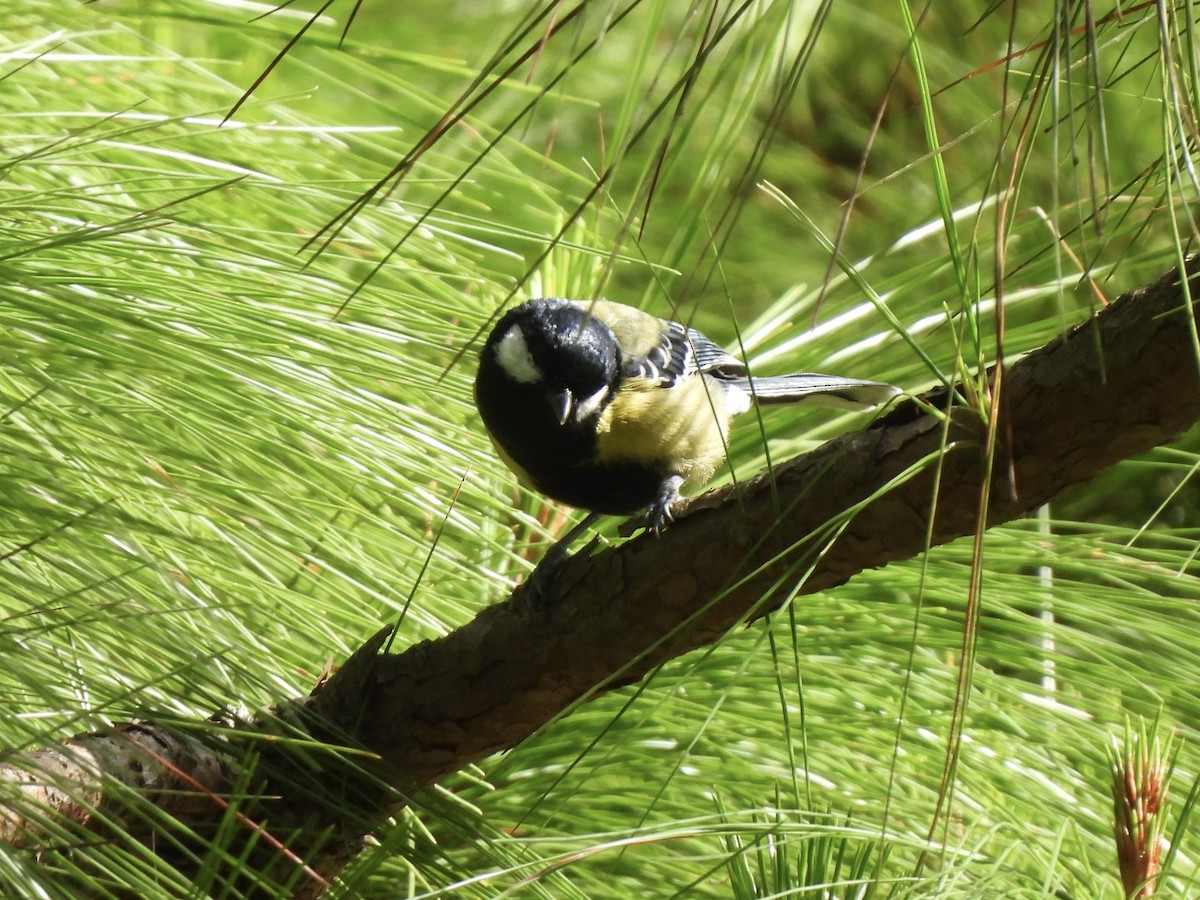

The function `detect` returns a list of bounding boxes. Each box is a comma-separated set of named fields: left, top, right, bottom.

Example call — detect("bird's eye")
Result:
left=494, top=326, right=542, bottom=384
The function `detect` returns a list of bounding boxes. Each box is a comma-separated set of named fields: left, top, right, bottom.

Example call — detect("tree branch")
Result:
left=5, top=258, right=1200, bottom=895
left=358, top=258, right=1200, bottom=788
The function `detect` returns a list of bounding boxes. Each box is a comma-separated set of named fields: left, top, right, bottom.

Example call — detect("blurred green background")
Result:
left=0, top=1, right=1197, bottom=897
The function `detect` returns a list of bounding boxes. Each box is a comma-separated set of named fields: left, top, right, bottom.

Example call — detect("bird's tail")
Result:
left=732, top=374, right=902, bottom=410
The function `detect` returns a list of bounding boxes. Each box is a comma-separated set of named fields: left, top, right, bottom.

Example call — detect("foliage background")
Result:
left=0, top=0, right=1198, bottom=896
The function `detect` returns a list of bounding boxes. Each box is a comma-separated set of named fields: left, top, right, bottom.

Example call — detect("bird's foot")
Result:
left=646, top=475, right=685, bottom=535
left=516, top=512, right=600, bottom=609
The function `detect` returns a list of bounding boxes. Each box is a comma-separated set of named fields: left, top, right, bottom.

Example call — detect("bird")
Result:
left=474, top=298, right=902, bottom=546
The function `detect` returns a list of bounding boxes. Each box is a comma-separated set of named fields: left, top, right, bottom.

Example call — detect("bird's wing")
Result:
left=580, top=299, right=745, bottom=385
left=617, top=318, right=746, bottom=387
left=684, top=325, right=744, bottom=376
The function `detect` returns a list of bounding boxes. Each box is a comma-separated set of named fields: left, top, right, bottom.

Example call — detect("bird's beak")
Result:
left=552, top=388, right=575, bottom=425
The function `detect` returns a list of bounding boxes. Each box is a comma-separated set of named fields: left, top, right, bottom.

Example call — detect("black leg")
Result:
left=647, top=475, right=684, bottom=534
left=518, top=511, right=601, bottom=607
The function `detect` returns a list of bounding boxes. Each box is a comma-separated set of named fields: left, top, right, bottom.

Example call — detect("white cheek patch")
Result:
left=494, top=326, right=542, bottom=383
left=573, top=384, right=610, bottom=421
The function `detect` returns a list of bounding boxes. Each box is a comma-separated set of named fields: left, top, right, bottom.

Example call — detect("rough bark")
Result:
left=4, top=259, right=1200, bottom=896
left=0, top=721, right=238, bottom=848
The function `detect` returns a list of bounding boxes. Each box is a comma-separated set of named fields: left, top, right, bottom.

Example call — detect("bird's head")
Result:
left=485, top=299, right=619, bottom=426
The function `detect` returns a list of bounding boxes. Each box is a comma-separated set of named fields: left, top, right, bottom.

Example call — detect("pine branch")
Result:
left=357, top=258, right=1200, bottom=788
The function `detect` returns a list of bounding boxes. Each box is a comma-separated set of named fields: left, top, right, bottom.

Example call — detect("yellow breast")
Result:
left=593, top=375, right=731, bottom=489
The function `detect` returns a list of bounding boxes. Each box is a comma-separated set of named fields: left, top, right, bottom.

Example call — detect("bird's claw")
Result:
left=647, top=475, right=685, bottom=535
left=516, top=512, right=600, bottom=610
left=518, top=548, right=566, bottom=609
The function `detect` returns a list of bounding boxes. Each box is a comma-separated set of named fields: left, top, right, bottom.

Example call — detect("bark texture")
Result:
left=4, top=259, right=1200, bottom=896
left=0, top=722, right=236, bottom=848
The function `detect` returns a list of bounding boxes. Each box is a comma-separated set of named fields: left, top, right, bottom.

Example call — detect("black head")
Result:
left=480, top=299, right=620, bottom=427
